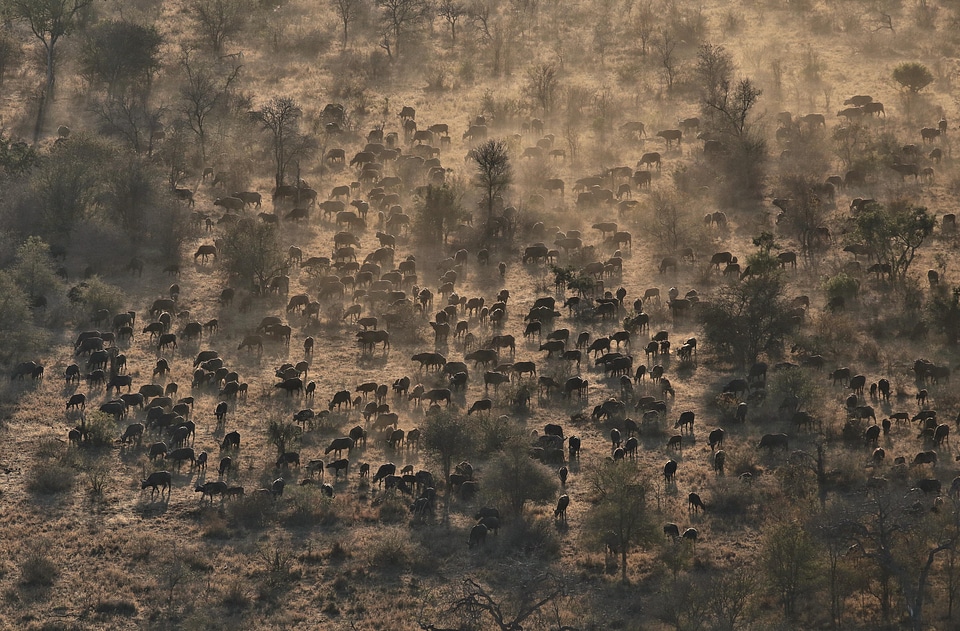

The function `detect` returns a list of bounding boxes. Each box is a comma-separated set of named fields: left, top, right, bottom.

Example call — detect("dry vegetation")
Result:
left=3, top=0, right=960, bottom=628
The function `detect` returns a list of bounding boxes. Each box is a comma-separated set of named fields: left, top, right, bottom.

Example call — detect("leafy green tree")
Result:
left=12, top=236, right=61, bottom=300
left=7, top=0, right=95, bottom=140
left=0, top=132, right=39, bottom=175
left=851, top=200, right=935, bottom=283
left=762, top=520, right=819, bottom=618
left=79, top=21, right=163, bottom=97
left=893, top=62, right=934, bottom=93
left=700, top=272, right=794, bottom=366
left=422, top=409, right=475, bottom=521
left=484, top=438, right=557, bottom=516
left=414, top=184, right=463, bottom=244
left=30, top=134, right=113, bottom=239
left=267, top=418, right=301, bottom=456
left=219, top=220, right=286, bottom=290
left=0, top=270, right=47, bottom=362
left=583, top=460, right=656, bottom=583
left=929, top=287, right=960, bottom=344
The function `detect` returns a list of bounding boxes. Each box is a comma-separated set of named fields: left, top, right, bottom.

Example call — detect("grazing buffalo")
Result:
left=758, top=433, right=789, bottom=451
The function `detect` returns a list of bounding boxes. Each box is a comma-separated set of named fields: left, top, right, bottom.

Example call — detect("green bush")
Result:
left=893, top=62, right=934, bottom=93
left=823, top=272, right=859, bottom=302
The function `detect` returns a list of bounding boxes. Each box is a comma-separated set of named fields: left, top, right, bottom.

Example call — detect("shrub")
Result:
left=366, top=526, right=415, bottom=569
left=20, top=549, right=58, bottom=586
left=27, top=462, right=75, bottom=494
left=823, top=272, right=859, bottom=302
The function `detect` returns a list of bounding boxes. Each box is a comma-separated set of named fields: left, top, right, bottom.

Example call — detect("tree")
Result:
left=851, top=200, right=934, bottom=283
left=266, top=418, right=301, bottom=456
left=250, top=96, right=314, bottom=188
left=830, top=488, right=959, bottom=630
left=484, top=439, right=557, bottom=515
left=91, top=94, right=166, bottom=155
left=375, top=0, right=430, bottom=59
left=438, top=574, right=565, bottom=631
left=8, top=0, right=95, bottom=141
left=0, top=270, right=46, bottom=363
left=631, top=0, right=655, bottom=55
left=29, top=134, right=113, bottom=239
left=654, top=29, right=679, bottom=90
left=0, top=30, right=23, bottom=88
left=774, top=176, right=831, bottom=260
left=762, top=520, right=818, bottom=618
left=437, top=0, right=465, bottom=43
left=695, top=43, right=734, bottom=110
left=190, top=0, right=250, bottom=54
left=584, top=460, right=656, bottom=583
left=893, top=61, right=934, bottom=93
left=468, top=138, right=511, bottom=229
left=0, top=132, right=39, bottom=176
left=699, top=272, right=795, bottom=367
left=415, top=184, right=464, bottom=244
left=929, top=287, right=960, bottom=344
left=12, top=236, right=61, bottom=301
left=219, top=220, right=286, bottom=290
left=702, top=76, right=762, bottom=138
left=179, top=53, right=241, bottom=163
left=524, top=63, right=559, bottom=115
left=331, top=0, right=363, bottom=49
left=422, top=410, right=474, bottom=521
left=79, top=21, right=163, bottom=98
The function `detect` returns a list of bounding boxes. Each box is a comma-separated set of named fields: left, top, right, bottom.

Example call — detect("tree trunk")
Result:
left=620, top=547, right=628, bottom=583
left=33, top=43, right=56, bottom=143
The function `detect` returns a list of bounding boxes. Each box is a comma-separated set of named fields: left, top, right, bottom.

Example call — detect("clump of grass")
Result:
left=20, top=549, right=58, bottom=586
left=366, top=527, right=415, bottom=569
left=27, top=460, right=74, bottom=495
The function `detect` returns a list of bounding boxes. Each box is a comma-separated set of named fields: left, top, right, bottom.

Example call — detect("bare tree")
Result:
left=443, top=575, right=564, bottom=631
left=469, top=138, right=512, bottom=234
left=655, top=29, right=679, bottom=91
left=376, top=0, right=430, bottom=59
left=632, top=0, right=656, bottom=55
left=190, top=0, right=250, bottom=55
left=91, top=95, right=166, bottom=156
left=525, top=63, right=559, bottom=115
left=831, top=489, right=959, bottom=630
left=179, top=54, right=241, bottom=163
left=250, top=96, right=313, bottom=188
left=8, top=0, right=95, bottom=141
left=584, top=460, right=656, bottom=583
left=437, top=0, right=465, bottom=43
left=331, top=0, right=363, bottom=49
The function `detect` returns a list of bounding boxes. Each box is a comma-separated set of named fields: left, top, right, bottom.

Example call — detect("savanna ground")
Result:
left=2, top=0, right=960, bottom=628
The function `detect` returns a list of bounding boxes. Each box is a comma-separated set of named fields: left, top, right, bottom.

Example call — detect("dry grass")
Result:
left=0, top=0, right=958, bottom=627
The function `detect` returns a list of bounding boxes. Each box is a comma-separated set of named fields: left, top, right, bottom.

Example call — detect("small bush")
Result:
left=376, top=492, right=411, bottom=524
left=27, top=462, right=74, bottom=495
left=227, top=492, right=275, bottom=529
left=823, top=272, right=859, bottom=302
left=503, top=515, right=561, bottom=559
left=366, top=526, right=415, bottom=569
left=20, top=549, right=58, bottom=586
left=80, top=411, right=116, bottom=448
